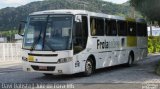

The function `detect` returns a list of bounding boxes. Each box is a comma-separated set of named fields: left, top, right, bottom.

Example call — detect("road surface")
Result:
left=0, top=54, right=160, bottom=89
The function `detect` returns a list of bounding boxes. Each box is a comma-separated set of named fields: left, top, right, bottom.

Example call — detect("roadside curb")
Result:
left=0, top=61, right=21, bottom=67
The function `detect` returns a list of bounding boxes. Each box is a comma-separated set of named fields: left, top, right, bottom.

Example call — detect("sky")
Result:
left=0, top=0, right=129, bottom=9
left=0, top=0, right=43, bottom=9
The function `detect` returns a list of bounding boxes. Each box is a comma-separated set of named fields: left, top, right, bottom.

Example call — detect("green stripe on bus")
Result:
left=126, top=17, right=135, bottom=22
left=127, top=36, right=137, bottom=47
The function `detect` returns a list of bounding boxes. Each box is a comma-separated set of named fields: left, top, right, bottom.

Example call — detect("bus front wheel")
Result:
left=83, top=58, right=94, bottom=76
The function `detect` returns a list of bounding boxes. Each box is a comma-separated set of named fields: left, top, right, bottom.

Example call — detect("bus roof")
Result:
left=30, top=9, right=146, bottom=23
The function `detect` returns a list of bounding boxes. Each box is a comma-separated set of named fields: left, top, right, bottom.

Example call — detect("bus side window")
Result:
left=90, top=18, right=96, bottom=36
left=137, top=23, right=147, bottom=37
left=143, top=24, right=147, bottom=36
left=117, top=20, right=127, bottom=36
left=127, top=22, right=136, bottom=36
left=137, top=23, right=142, bottom=36
left=74, top=16, right=88, bottom=54
left=105, top=19, right=109, bottom=35
left=107, top=19, right=117, bottom=36
left=90, top=17, right=104, bottom=36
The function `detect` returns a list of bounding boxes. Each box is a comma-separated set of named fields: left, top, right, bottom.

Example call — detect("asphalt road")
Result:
left=0, top=54, right=160, bottom=89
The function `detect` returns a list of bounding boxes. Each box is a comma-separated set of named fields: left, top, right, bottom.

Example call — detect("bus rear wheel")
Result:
left=127, top=54, right=134, bottom=67
left=83, top=58, right=94, bottom=76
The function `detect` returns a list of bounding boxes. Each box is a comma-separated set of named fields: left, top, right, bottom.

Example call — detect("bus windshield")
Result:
left=23, top=15, right=73, bottom=51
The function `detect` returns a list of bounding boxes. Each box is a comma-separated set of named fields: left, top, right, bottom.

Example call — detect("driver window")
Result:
left=74, top=16, right=88, bottom=54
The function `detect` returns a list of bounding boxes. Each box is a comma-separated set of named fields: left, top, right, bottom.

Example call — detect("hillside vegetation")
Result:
left=0, top=0, right=141, bottom=31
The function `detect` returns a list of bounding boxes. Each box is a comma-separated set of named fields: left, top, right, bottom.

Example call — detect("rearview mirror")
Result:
left=75, top=15, right=82, bottom=22
left=18, top=21, right=26, bottom=36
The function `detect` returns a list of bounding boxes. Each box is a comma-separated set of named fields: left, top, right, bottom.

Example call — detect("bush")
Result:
left=148, top=36, right=160, bottom=53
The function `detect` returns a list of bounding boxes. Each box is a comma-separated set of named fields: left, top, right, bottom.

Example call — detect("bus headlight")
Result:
left=22, top=57, right=27, bottom=61
left=57, top=57, right=73, bottom=63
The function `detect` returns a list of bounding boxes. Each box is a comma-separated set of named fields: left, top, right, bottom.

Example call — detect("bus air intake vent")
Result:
left=31, top=65, right=55, bottom=71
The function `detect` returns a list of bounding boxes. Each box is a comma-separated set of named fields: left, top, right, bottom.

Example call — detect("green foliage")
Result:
left=148, top=36, right=160, bottom=53
left=148, top=37, right=153, bottom=53
left=0, top=30, right=18, bottom=42
left=130, top=0, right=160, bottom=24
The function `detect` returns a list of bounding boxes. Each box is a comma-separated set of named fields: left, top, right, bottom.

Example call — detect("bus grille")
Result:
left=31, top=65, right=55, bottom=71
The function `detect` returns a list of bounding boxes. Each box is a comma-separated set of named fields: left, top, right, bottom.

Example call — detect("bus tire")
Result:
left=126, top=54, right=134, bottom=67
left=83, top=58, right=94, bottom=76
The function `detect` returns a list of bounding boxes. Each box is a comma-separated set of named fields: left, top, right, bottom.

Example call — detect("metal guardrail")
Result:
left=0, top=43, right=22, bottom=62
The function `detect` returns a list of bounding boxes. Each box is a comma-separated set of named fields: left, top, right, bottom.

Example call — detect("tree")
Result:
left=130, top=0, right=160, bottom=37
left=130, top=0, right=160, bottom=25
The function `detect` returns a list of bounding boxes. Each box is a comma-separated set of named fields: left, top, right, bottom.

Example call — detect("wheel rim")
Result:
left=85, top=60, right=92, bottom=74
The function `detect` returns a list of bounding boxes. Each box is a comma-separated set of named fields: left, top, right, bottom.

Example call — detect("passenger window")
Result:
left=106, top=19, right=117, bottom=36
left=127, top=22, right=136, bottom=36
left=117, top=20, right=127, bottom=36
left=137, top=23, right=147, bottom=36
left=143, top=24, right=147, bottom=36
left=90, top=17, right=104, bottom=36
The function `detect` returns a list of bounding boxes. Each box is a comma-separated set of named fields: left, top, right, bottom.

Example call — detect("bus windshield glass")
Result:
left=23, top=15, right=73, bottom=51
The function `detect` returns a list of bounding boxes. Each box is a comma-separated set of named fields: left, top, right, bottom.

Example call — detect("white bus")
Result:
left=19, top=10, right=148, bottom=76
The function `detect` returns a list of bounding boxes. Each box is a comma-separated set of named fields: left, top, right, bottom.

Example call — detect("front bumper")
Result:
left=22, top=61, right=74, bottom=75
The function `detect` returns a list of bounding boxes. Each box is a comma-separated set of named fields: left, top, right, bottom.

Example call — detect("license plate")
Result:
left=28, top=56, right=34, bottom=62
left=39, top=66, right=47, bottom=70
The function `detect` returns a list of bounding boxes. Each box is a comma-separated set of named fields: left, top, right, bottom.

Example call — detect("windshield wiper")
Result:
left=30, top=33, right=55, bottom=51
left=30, top=29, right=43, bottom=51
